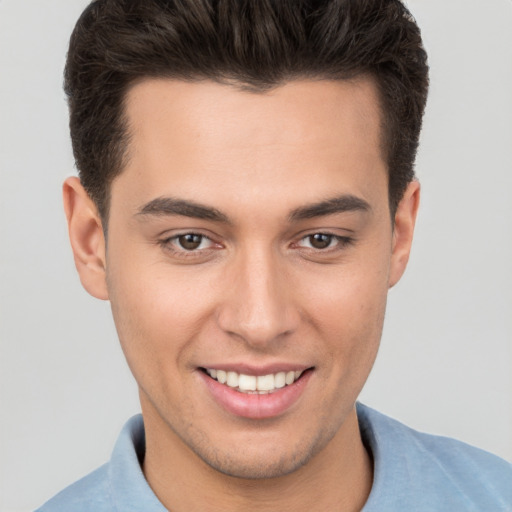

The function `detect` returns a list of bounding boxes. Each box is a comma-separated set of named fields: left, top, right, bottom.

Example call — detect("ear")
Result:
left=388, top=180, right=420, bottom=288
left=63, top=176, right=109, bottom=300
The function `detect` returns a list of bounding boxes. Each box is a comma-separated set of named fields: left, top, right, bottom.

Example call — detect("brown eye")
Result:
left=177, top=234, right=204, bottom=250
left=308, top=233, right=333, bottom=249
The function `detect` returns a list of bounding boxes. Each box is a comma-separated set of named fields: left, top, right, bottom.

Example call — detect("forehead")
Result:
left=115, top=77, right=387, bottom=218
left=124, top=77, right=383, bottom=155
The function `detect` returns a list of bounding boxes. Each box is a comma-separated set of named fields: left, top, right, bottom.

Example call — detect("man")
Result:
left=37, top=0, right=512, bottom=510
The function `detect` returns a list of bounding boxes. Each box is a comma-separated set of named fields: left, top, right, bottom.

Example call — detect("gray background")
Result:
left=1, top=1, right=511, bottom=511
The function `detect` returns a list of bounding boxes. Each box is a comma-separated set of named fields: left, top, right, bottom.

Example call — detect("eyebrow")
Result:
left=136, top=197, right=230, bottom=223
left=288, top=194, right=371, bottom=221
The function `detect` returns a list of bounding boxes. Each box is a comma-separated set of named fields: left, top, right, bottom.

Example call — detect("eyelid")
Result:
left=293, top=231, right=355, bottom=251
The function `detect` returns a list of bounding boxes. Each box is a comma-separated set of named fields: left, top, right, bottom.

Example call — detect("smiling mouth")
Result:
left=200, top=368, right=310, bottom=394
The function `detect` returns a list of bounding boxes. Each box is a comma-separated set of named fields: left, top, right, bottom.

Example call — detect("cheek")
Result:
left=304, top=258, right=389, bottom=372
left=106, top=254, right=216, bottom=383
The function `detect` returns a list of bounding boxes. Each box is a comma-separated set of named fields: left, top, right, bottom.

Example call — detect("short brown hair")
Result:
left=65, top=0, right=429, bottom=222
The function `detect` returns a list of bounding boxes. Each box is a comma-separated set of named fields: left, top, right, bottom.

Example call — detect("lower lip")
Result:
left=199, top=370, right=312, bottom=419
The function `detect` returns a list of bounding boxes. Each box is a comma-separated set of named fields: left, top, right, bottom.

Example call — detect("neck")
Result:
left=141, top=402, right=373, bottom=512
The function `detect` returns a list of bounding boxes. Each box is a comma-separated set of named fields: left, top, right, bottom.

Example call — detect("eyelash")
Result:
left=158, top=232, right=355, bottom=259
left=295, top=233, right=354, bottom=252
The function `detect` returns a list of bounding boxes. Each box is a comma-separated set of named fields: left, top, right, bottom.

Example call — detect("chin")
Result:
left=200, top=449, right=311, bottom=480
left=191, top=425, right=337, bottom=480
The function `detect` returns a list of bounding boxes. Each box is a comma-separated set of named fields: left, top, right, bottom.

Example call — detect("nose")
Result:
left=215, top=246, right=300, bottom=348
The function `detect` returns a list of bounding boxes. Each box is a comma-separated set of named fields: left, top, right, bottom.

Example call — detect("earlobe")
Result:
left=388, top=180, right=420, bottom=288
left=63, top=176, right=109, bottom=300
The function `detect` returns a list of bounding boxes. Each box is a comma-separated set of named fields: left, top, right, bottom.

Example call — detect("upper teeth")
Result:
left=206, top=369, right=303, bottom=393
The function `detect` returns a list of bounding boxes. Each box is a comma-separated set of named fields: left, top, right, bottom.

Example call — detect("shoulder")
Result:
left=35, top=415, right=166, bottom=512
left=358, top=403, right=512, bottom=511
left=35, top=464, right=113, bottom=512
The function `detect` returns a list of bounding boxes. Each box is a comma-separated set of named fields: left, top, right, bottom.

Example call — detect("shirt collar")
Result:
left=108, top=414, right=168, bottom=511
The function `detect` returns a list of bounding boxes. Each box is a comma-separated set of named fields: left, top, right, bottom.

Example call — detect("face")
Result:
left=66, top=78, right=418, bottom=480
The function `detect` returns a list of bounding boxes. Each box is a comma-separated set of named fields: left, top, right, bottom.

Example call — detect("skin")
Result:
left=64, top=78, right=419, bottom=512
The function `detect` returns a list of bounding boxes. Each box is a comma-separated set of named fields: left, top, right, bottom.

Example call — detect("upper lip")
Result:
left=198, top=363, right=313, bottom=376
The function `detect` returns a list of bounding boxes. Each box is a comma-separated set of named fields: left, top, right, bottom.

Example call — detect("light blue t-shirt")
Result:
left=36, top=404, right=512, bottom=511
